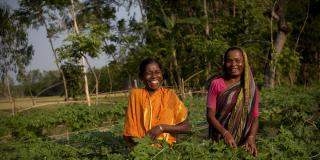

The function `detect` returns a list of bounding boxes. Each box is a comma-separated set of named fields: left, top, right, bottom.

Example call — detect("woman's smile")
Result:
left=147, top=79, right=160, bottom=89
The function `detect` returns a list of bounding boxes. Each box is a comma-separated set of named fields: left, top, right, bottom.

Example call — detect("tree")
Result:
left=18, top=0, right=70, bottom=100
left=0, top=4, right=34, bottom=115
left=54, top=0, right=119, bottom=105
left=264, top=0, right=289, bottom=88
left=286, top=0, right=320, bottom=85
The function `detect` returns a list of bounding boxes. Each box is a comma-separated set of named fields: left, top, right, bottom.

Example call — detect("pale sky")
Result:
left=2, top=0, right=141, bottom=72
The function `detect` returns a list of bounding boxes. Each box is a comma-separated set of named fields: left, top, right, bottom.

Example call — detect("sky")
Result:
left=2, top=0, right=141, bottom=72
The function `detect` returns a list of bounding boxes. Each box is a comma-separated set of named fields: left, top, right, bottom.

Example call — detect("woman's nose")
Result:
left=151, top=72, right=156, bottom=78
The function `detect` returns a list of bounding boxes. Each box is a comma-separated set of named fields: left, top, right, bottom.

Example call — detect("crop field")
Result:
left=0, top=91, right=129, bottom=113
left=0, top=86, right=319, bottom=159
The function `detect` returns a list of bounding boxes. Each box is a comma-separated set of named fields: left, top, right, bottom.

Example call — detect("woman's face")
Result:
left=225, top=50, right=244, bottom=78
left=142, top=63, right=163, bottom=92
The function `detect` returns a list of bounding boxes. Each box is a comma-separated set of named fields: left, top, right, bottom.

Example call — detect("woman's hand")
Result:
left=146, top=125, right=163, bottom=140
left=245, top=135, right=257, bottom=156
left=223, top=131, right=237, bottom=148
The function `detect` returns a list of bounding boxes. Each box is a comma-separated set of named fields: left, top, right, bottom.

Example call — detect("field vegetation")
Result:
left=0, top=86, right=319, bottom=159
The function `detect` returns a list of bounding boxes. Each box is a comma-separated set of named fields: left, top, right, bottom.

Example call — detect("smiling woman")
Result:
left=123, top=58, right=191, bottom=146
left=207, top=47, right=259, bottom=156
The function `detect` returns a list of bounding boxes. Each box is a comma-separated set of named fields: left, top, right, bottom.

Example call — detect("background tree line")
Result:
left=1, top=0, right=319, bottom=101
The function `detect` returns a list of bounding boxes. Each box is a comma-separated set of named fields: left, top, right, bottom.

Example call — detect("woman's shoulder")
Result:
left=159, top=87, right=177, bottom=96
left=210, top=76, right=224, bottom=86
left=206, top=74, right=224, bottom=89
left=129, top=88, right=145, bottom=95
left=159, top=87, right=172, bottom=93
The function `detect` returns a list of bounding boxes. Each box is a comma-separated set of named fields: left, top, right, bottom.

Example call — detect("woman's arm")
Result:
left=161, top=120, right=191, bottom=133
left=207, top=107, right=237, bottom=148
left=245, top=117, right=259, bottom=156
left=146, top=120, right=191, bottom=140
left=249, top=117, right=259, bottom=138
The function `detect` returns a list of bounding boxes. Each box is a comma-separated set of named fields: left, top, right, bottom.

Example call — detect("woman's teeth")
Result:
left=150, top=80, right=158, bottom=84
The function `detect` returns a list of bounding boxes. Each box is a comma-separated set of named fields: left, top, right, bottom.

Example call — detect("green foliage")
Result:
left=130, top=137, right=167, bottom=159
left=0, top=102, right=126, bottom=139
left=61, top=63, right=83, bottom=99
left=0, top=4, right=33, bottom=80
left=8, top=0, right=319, bottom=97
left=276, top=47, right=302, bottom=85
left=258, top=86, right=320, bottom=159
left=286, top=0, right=320, bottom=84
left=59, top=24, right=109, bottom=61
left=1, top=86, right=319, bottom=159
left=65, top=131, right=128, bottom=159
left=98, top=62, right=131, bottom=92
left=0, top=139, right=80, bottom=160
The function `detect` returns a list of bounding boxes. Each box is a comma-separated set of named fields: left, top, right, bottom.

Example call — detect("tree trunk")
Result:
left=213, top=1, right=220, bottom=18
left=70, top=0, right=91, bottom=106
left=6, top=75, right=15, bottom=115
left=172, top=49, right=182, bottom=91
left=127, top=73, right=132, bottom=89
left=233, top=0, right=236, bottom=17
left=318, top=51, right=320, bottom=81
left=180, top=78, right=185, bottom=100
left=203, top=0, right=209, bottom=36
left=81, top=57, right=91, bottom=106
left=107, top=66, right=112, bottom=92
left=169, top=62, right=177, bottom=88
left=28, top=87, right=35, bottom=106
left=43, top=19, right=69, bottom=101
left=82, top=55, right=99, bottom=104
left=206, top=61, right=211, bottom=80
left=264, top=0, right=288, bottom=88
left=137, top=0, right=147, bottom=22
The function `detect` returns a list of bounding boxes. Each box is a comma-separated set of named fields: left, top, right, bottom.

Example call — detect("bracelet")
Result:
left=222, top=130, right=228, bottom=137
left=159, top=125, right=163, bottom=132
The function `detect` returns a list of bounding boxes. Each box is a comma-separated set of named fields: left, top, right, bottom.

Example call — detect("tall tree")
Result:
left=264, top=0, right=289, bottom=88
left=18, top=0, right=70, bottom=100
left=57, top=0, right=117, bottom=105
left=0, top=4, right=34, bottom=115
left=68, top=0, right=91, bottom=106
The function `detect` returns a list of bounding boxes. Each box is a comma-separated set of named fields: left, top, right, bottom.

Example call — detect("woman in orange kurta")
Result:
left=123, top=58, right=191, bottom=145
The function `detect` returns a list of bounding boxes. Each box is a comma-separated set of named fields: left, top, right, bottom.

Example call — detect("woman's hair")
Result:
left=223, top=46, right=244, bottom=74
left=223, top=46, right=244, bottom=63
left=139, top=58, right=162, bottom=79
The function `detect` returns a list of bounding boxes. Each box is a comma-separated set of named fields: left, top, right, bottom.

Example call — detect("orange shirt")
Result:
left=123, top=87, right=188, bottom=144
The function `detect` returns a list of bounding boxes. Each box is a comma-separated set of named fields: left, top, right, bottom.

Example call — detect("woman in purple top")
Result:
left=207, top=47, right=259, bottom=156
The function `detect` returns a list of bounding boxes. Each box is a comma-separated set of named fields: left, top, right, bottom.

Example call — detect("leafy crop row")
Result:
left=0, top=101, right=126, bottom=139
left=0, top=86, right=319, bottom=159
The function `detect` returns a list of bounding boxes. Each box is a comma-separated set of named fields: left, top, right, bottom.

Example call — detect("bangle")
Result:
left=222, top=130, right=228, bottom=137
left=159, top=125, right=163, bottom=132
